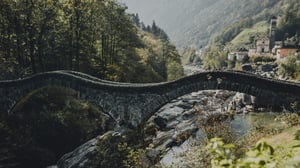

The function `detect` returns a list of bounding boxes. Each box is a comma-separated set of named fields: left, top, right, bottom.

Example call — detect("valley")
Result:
left=0, top=0, right=300, bottom=167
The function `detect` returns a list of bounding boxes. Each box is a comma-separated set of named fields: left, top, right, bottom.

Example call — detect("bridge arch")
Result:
left=1, top=70, right=300, bottom=128
left=10, top=86, right=81, bottom=113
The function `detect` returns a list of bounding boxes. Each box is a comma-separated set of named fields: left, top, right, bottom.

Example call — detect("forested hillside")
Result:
left=119, top=0, right=281, bottom=49
left=214, top=0, right=300, bottom=48
left=202, top=0, right=300, bottom=78
left=0, top=0, right=183, bottom=82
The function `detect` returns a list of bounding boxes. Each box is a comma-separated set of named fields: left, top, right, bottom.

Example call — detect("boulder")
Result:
left=241, top=64, right=253, bottom=72
left=57, top=137, right=98, bottom=168
left=154, top=116, right=168, bottom=130
left=232, top=93, right=254, bottom=106
left=57, top=131, right=122, bottom=168
left=260, top=64, right=275, bottom=72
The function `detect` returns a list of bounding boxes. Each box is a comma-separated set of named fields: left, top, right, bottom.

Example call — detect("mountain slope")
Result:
left=214, top=0, right=300, bottom=49
left=119, top=0, right=279, bottom=49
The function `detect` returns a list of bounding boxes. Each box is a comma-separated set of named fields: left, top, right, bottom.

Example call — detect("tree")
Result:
left=0, top=0, right=183, bottom=83
left=279, top=53, right=300, bottom=79
left=203, top=45, right=227, bottom=70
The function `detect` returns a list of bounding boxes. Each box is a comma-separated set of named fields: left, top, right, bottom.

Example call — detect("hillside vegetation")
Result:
left=120, top=0, right=280, bottom=49
left=201, top=0, right=300, bottom=76
left=226, top=21, right=269, bottom=50
left=214, top=0, right=300, bottom=48
left=0, top=0, right=183, bottom=82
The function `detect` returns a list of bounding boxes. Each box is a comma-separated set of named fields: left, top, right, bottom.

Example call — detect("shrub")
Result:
left=278, top=54, right=300, bottom=79
left=249, top=55, right=276, bottom=63
left=3, top=86, right=111, bottom=167
left=207, top=135, right=300, bottom=168
left=92, top=131, right=161, bottom=168
left=275, top=112, right=300, bottom=126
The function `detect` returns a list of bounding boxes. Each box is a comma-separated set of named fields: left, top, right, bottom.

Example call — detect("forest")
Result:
left=0, top=0, right=184, bottom=167
left=0, top=0, right=183, bottom=82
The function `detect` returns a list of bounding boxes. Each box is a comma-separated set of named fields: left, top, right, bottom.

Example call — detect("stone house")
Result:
left=248, top=48, right=256, bottom=56
left=228, top=48, right=248, bottom=62
left=276, top=47, right=299, bottom=60
left=248, top=36, right=271, bottom=56
left=255, top=36, right=270, bottom=54
left=236, top=48, right=249, bottom=62
left=227, top=52, right=236, bottom=61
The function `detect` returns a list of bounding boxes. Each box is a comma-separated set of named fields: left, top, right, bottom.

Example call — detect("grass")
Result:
left=227, top=21, right=269, bottom=49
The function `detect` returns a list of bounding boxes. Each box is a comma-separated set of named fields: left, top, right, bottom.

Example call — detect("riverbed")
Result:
left=146, top=89, right=286, bottom=167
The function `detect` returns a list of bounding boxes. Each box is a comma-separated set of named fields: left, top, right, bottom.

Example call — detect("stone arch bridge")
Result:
left=1, top=70, right=300, bottom=128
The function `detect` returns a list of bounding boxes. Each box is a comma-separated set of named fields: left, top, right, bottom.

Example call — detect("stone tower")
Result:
left=269, top=16, right=277, bottom=51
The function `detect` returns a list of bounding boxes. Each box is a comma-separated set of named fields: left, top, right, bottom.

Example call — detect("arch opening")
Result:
left=2, top=86, right=115, bottom=167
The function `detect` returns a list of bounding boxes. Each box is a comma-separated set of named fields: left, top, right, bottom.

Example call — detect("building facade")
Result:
left=276, top=48, right=298, bottom=59
left=256, top=37, right=270, bottom=54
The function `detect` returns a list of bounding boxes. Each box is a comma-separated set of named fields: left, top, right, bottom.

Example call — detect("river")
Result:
left=147, top=65, right=285, bottom=166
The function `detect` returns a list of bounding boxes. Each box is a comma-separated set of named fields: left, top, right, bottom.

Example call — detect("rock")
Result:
left=182, top=110, right=194, bottom=120
left=57, top=137, right=98, bottom=168
left=177, top=103, right=192, bottom=109
left=165, top=138, right=177, bottom=148
left=57, top=131, right=122, bottom=168
left=241, top=64, right=253, bottom=71
left=146, top=149, right=160, bottom=162
left=233, top=93, right=254, bottom=106
left=154, top=116, right=168, bottom=130
left=166, top=120, right=180, bottom=130
left=260, top=64, right=275, bottom=72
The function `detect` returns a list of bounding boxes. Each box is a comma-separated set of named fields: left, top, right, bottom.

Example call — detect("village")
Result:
left=228, top=16, right=300, bottom=63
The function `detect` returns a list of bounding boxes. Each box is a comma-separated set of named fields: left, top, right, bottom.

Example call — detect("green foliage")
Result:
left=93, top=131, right=161, bottom=168
left=0, top=86, right=111, bottom=167
left=167, top=60, right=184, bottom=81
left=0, top=57, right=22, bottom=80
left=276, top=2, right=300, bottom=41
left=275, top=112, right=300, bottom=127
left=121, top=0, right=280, bottom=48
left=193, top=104, right=236, bottom=144
left=123, top=144, right=147, bottom=168
left=294, top=130, right=300, bottom=140
left=123, top=144, right=160, bottom=168
left=138, top=30, right=184, bottom=82
left=207, top=138, right=236, bottom=167
left=207, top=136, right=300, bottom=168
left=181, top=47, right=202, bottom=65
left=278, top=54, right=300, bottom=80
left=0, top=0, right=183, bottom=83
left=92, top=131, right=127, bottom=168
left=200, top=113, right=234, bottom=144
left=226, top=21, right=269, bottom=50
left=249, top=56, right=277, bottom=64
left=175, top=131, right=191, bottom=145
left=214, top=18, right=255, bottom=47
left=291, top=101, right=300, bottom=113
left=207, top=111, right=300, bottom=167
left=203, top=45, right=228, bottom=70
left=213, top=0, right=300, bottom=50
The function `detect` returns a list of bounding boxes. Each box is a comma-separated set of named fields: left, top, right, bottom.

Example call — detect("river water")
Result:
left=152, top=66, right=285, bottom=166
left=158, top=112, right=285, bottom=166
